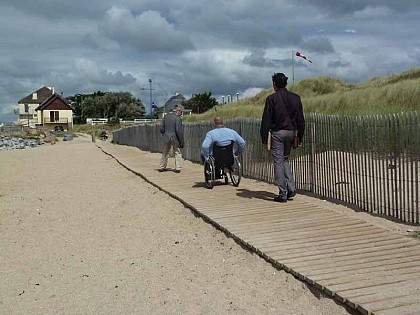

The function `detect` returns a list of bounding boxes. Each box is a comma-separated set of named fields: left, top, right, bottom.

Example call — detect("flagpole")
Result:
left=291, top=50, right=295, bottom=84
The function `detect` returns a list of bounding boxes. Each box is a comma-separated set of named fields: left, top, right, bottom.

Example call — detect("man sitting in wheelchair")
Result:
left=201, top=117, right=245, bottom=188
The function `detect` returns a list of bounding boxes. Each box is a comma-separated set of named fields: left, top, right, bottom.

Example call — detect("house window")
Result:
left=24, top=104, right=29, bottom=113
left=32, top=93, right=37, bottom=100
left=50, top=111, right=59, bottom=122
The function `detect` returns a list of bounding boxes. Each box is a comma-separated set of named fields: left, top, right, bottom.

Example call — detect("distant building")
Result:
left=159, top=93, right=191, bottom=118
left=35, top=93, right=74, bottom=131
left=163, top=92, right=186, bottom=113
left=16, top=86, right=54, bottom=127
left=16, top=86, right=73, bottom=130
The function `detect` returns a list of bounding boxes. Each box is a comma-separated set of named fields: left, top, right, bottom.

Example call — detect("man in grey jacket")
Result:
left=159, top=105, right=185, bottom=173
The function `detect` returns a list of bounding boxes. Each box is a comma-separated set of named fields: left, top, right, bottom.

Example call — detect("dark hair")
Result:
left=272, top=73, right=288, bottom=89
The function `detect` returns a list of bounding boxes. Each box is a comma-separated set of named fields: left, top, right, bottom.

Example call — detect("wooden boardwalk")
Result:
left=97, top=141, right=420, bottom=315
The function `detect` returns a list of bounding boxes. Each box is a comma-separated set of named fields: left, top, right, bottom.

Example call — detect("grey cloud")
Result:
left=328, top=59, right=351, bottom=68
left=227, top=20, right=270, bottom=47
left=0, top=59, right=44, bottom=79
left=243, top=51, right=288, bottom=68
left=171, top=3, right=304, bottom=49
left=173, top=9, right=271, bottom=49
left=162, top=53, right=274, bottom=98
left=73, top=59, right=136, bottom=86
left=98, top=8, right=194, bottom=53
left=303, top=0, right=419, bottom=15
left=302, top=37, right=335, bottom=54
left=2, top=0, right=113, bottom=19
left=0, top=1, right=419, bottom=122
left=271, top=28, right=303, bottom=48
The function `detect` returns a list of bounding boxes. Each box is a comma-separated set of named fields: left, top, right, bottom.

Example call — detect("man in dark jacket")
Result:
left=159, top=105, right=185, bottom=173
left=260, top=73, right=305, bottom=202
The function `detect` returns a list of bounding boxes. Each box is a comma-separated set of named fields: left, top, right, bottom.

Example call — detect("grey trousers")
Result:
left=271, top=129, right=295, bottom=198
left=160, top=138, right=183, bottom=171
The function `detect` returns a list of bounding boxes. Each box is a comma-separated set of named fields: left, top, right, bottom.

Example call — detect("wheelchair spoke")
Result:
left=204, top=159, right=215, bottom=189
left=229, top=157, right=242, bottom=187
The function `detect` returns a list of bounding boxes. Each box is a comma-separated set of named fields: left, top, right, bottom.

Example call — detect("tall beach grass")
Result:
left=183, top=67, right=420, bottom=122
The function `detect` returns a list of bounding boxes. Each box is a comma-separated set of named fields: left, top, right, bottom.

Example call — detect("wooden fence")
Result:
left=112, top=112, right=420, bottom=224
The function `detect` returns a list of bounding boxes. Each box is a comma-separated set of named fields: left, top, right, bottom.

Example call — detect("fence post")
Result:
left=309, top=114, right=316, bottom=193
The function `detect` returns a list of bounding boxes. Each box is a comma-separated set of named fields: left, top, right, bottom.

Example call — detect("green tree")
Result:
left=182, top=92, right=218, bottom=114
left=72, top=91, right=145, bottom=121
left=69, top=92, right=106, bottom=123
left=115, top=98, right=145, bottom=119
left=81, top=96, right=98, bottom=118
left=98, top=92, right=145, bottom=119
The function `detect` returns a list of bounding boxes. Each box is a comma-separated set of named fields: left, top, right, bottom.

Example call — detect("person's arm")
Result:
left=296, top=96, right=305, bottom=143
left=175, top=117, right=184, bottom=148
left=160, top=116, right=166, bottom=134
left=233, top=132, right=245, bottom=156
left=260, top=97, right=272, bottom=146
left=201, top=132, right=213, bottom=161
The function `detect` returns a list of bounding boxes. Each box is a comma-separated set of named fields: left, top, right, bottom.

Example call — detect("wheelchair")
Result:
left=204, top=142, right=242, bottom=189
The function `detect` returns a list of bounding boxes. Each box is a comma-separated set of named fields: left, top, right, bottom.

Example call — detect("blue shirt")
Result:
left=201, top=126, right=246, bottom=160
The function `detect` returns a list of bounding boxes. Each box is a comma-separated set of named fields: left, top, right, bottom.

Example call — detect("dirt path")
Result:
left=0, top=136, right=357, bottom=314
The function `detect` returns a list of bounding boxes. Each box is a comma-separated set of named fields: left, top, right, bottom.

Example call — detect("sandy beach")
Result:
left=0, top=135, right=370, bottom=314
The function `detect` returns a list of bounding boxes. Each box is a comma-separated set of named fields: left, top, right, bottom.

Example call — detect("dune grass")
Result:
left=183, top=67, right=420, bottom=122
left=410, top=231, right=420, bottom=240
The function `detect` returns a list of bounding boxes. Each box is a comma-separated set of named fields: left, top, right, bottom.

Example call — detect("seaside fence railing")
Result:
left=113, top=112, right=420, bottom=224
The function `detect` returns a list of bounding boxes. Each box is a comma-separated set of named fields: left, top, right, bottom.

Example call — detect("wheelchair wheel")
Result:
left=229, top=157, right=242, bottom=187
left=204, top=159, right=215, bottom=189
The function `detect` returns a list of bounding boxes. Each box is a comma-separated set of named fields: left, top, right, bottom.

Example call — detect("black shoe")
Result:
left=273, top=196, right=287, bottom=203
left=158, top=168, right=167, bottom=172
left=175, top=170, right=181, bottom=173
left=287, top=191, right=296, bottom=199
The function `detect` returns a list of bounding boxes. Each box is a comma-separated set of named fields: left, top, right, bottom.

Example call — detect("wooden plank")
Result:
left=252, top=224, right=381, bottom=251
left=204, top=204, right=320, bottom=218
left=236, top=227, right=389, bottom=248
left=324, top=271, right=420, bottom=293
left=225, top=219, right=370, bottom=236
left=352, top=289, right=420, bottom=311
left=270, top=241, right=419, bottom=265
left=293, top=248, right=420, bottom=273
left=258, top=238, right=410, bottom=260
left=308, top=257, right=420, bottom=282
left=210, top=206, right=320, bottom=222
left=256, top=236, right=395, bottom=257
left=254, top=231, right=391, bottom=252
left=334, top=277, right=420, bottom=300
left=374, top=303, right=420, bottom=315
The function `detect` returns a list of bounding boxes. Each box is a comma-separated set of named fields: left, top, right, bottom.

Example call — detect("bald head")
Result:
left=213, top=117, right=224, bottom=127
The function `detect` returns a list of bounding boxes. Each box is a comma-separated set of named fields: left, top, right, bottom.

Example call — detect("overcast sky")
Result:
left=1, top=0, right=419, bottom=122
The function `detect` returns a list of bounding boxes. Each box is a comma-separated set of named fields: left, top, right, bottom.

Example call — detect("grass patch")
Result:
left=409, top=231, right=420, bottom=239
left=183, top=67, right=420, bottom=123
